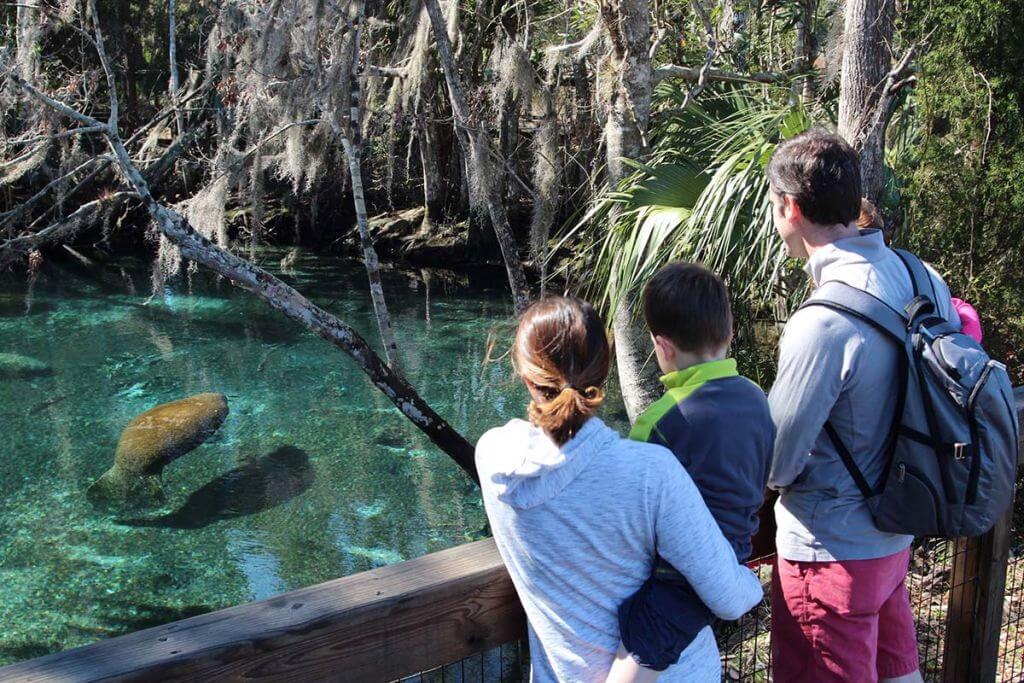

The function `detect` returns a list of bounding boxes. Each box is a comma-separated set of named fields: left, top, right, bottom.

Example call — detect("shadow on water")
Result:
left=118, top=446, right=315, bottom=529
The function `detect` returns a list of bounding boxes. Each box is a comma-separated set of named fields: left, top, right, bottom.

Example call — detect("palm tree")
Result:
left=557, top=84, right=811, bottom=324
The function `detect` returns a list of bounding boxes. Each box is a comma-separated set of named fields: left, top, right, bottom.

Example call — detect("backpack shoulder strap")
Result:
left=798, top=280, right=908, bottom=344
left=892, top=248, right=939, bottom=302
left=797, top=281, right=910, bottom=501
left=823, top=422, right=876, bottom=499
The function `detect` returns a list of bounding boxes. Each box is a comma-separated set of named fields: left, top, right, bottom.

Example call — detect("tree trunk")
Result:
left=601, top=0, right=661, bottom=422
left=530, top=89, right=560, bottom=295
left=498, top=91, right=519, bottom=203
left=612, top=298, right=662, bottom=423
left=423, top=0, right=531, bottom=313
left=719, top=0, right=749, bottom=70
left=795, top=0, right=817, bottom=104
left=570, top=57, right=597, bottom=195
left=116, top=0, right=139, bottom=113
left=344, top=9, right=404, bottom=375
left=168, top=0, right=184, bottom=135
left=15, top=0, right=42, bottom=85
left=837, top=0, right=893, bottom=204
left=418, top=112, right=444, bottom=226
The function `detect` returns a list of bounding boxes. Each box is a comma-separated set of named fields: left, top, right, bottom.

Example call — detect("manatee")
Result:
left=87, top=392, right=229, bottom=504
left=0, top=352, right=52, bottom=379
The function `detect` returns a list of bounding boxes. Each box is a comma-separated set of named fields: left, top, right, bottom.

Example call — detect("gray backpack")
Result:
left=800, top=249, right=1019, bottom=538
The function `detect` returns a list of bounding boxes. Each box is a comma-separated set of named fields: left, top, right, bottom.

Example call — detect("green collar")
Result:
left=659, top=358, right=738, bottom=393
left=628, top=358, right=739, bottom=443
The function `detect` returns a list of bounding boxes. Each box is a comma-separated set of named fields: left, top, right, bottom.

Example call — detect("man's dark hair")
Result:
left=643, top=262, right=732, bottom=354
left=766, top=128, right=861, bottom=226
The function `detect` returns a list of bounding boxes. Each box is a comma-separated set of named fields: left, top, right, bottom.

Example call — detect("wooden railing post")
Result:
left=942, top=388, right=1024, bottom=682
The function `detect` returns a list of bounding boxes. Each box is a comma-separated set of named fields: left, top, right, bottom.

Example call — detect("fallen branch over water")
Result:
left=0, top=3, right=478, bottom=481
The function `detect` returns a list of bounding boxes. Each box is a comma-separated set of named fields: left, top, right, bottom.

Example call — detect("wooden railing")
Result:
left=0, top=538, right=526, bottom=682
left=2, top=389, right=1022, bottom=683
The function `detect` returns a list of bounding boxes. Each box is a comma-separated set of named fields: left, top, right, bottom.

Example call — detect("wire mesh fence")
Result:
left=998, top=553, right=1024, bottom=681
left=907, top=538, right=956, bottom=679
left=395, top=641, right=529, bottom=683
left=718, top=558, right=773, bottom=682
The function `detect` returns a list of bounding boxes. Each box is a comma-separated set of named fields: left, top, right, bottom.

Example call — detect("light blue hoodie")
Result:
left=476, top=416, right=764, bottom=682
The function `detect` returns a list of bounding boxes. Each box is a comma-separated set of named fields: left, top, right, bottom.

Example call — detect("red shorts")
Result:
left=771, top=547, right=919, bottom=682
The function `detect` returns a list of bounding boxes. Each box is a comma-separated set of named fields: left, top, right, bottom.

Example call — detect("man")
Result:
left=765, top=129, right=958, bottom=682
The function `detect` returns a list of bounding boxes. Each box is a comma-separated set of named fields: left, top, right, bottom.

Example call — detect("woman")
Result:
left=476, top=296, right=763, bottom=682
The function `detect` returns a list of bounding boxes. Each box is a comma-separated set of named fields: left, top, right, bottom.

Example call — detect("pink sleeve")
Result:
left=951, top=297, right=983, bottom=343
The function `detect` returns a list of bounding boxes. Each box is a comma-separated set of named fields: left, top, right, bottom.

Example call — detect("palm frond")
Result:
left=556, top=84, right=811, bottom=319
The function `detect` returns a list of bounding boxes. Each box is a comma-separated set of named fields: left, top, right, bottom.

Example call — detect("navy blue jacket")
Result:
left=629, top=359, right=775, bottom=560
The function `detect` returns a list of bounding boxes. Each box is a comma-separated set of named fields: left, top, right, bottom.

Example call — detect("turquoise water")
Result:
left=0, top=250, right=628, bottom=666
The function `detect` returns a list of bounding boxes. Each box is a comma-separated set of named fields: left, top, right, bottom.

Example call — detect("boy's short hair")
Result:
left=643, top=262, right=733, bottom=354
left=766, top=128, right=861, bottom=227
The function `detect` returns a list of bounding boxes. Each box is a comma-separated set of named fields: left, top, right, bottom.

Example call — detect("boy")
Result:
left=610, top=262, right=775, bottom=680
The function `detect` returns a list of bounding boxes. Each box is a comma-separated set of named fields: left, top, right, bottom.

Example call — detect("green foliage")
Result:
left=556, top=84, right=810, bottom=320
left=896, top=0, right=1024, bottom=382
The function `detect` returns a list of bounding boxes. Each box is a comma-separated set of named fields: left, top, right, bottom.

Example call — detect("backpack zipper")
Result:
left=965, top=361, right=997, bottom=505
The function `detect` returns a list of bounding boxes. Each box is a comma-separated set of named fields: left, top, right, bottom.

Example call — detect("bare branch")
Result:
left=8, top=124, right=109, bottom=147
left=689, top=0, right=715, bottom=42
left=0, top=157, right=101, bottom=229
left=365, top=64, right=406, bottom=78
left=854, top=43, right=919, bottom=155
left=86, top=0, right=118, bottom=130
left=0, top=145, right=43, bottom=172
left=654, top=63, right=804, bottom=84
left=1, top=66, right=107, bottom=128
left=0, top=191, right=133, bottom=263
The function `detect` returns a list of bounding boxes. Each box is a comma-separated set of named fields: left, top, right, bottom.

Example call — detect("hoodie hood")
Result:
left=482, top=416, right=617, bottom=510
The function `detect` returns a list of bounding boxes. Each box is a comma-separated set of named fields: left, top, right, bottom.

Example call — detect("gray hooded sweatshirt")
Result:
left=477, top=417, right=764, bottom=682
left=768, top=229, right=960, bottom=562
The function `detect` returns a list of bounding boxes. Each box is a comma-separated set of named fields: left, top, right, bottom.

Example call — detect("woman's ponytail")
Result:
left=513, top=298, right=610, bottom=445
